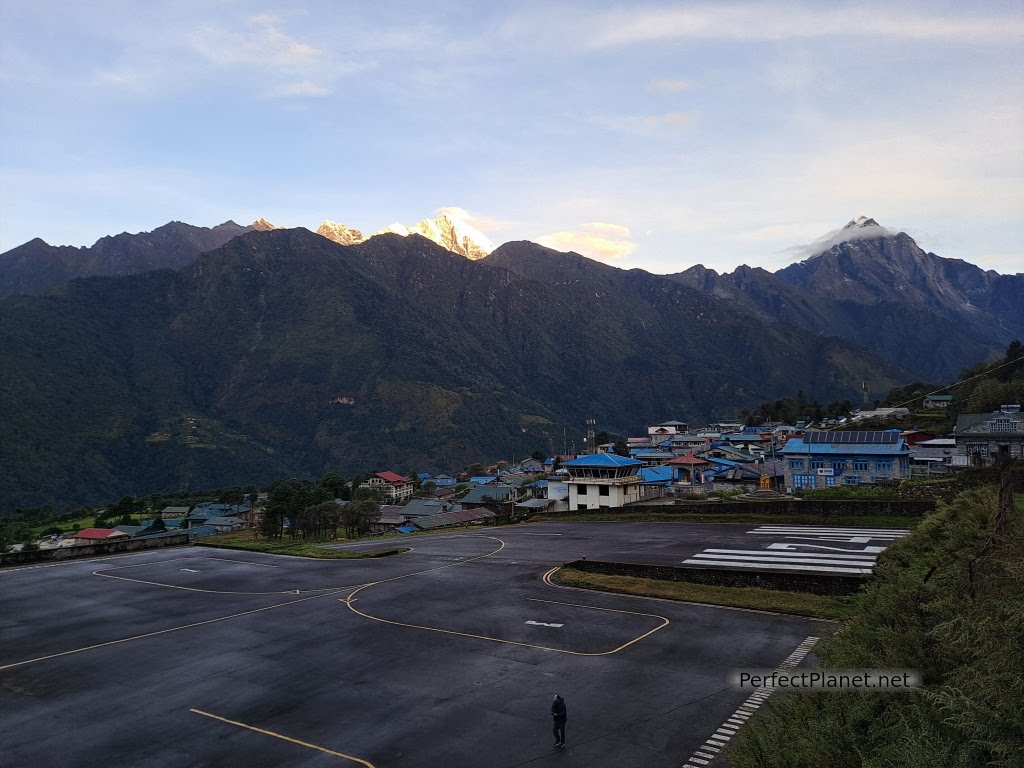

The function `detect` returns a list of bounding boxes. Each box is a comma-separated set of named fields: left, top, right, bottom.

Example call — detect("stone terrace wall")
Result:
left=1, top=534, right=189, bottom=567
left=546, top=498, right=933, bottom=519
left=566, top=558, right=865, bottom=596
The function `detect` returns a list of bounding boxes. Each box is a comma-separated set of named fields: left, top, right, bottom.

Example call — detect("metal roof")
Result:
left=781, top=437, right=909, bottom=456
left=562, top=453, right=643, bottom=467
left=515, top=498, right=557, bottom=508
left=805, top=430, right=899, bottom=445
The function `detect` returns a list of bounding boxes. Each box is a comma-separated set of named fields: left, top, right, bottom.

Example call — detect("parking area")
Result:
left=1, top=523, right=833, bottom=767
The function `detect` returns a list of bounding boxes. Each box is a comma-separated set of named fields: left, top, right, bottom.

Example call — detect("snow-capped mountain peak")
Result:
left=378, top=210, right=494, bottom=260
left=843, top=215, right=881, bottom=229
left=315, top=220, right=365, bottom=246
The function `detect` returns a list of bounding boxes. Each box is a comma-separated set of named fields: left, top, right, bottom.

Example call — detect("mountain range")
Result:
left=0, top=214, right=1019, bottom=510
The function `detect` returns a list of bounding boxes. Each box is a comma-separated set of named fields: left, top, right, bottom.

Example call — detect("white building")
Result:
left=561, top=453, right=645, bottom=510
left=360, top=472, right=414, bottom=502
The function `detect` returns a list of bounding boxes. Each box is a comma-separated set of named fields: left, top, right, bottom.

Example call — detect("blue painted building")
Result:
left=780, top=430, right=911, bottom=490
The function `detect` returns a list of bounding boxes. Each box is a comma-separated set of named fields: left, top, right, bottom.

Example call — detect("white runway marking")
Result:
left=524, top=620, right=564, bottom=628
left=180, top=568, right=200, bottom=573
left=681, top=526, right=910, bottom=576
left=684, top=636, right=819, bottom=766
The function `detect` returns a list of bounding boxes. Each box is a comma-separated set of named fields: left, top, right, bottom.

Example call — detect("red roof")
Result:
left=73, top=528, right=130, bottom=540
left=375, top=471, right=409, bottom=485
left=667, top=453, right=710, bottom=466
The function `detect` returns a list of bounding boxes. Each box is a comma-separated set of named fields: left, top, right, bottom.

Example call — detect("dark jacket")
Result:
left=551, top=698, right=567, bottom=722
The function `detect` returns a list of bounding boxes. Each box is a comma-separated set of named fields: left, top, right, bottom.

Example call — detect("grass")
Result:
left=553, top=567, right=856, bottom=621
left=195, top=531, right=408, bottom=559
left=538, top=512, right=922, bottom=528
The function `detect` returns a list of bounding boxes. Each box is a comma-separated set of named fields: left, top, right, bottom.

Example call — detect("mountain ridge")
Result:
left=0, top=228, right=909, bottom=511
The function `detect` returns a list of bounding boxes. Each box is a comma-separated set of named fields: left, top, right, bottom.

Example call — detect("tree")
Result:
left=319, top=472, right=348, bottom=499
left=150, top=515, right=166, bottom=532
left=342, top=499, right=379, bottom=539
left=531, top=450, right=546, bottom=462
left=594, top=431, right=610, bottom=447
left=613, top=440, right=630, bottom=457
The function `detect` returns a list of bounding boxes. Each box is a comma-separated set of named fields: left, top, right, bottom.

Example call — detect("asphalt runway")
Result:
left=0, top=523, right=838, bottom=767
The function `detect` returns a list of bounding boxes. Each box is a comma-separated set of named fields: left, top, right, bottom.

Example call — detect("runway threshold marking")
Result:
left=190, top=709, right=374, bottom=766
left=683, top=635, right=819, bottom=766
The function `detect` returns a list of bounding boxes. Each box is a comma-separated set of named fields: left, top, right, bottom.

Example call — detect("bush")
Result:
left=728, top=487, right=1024, bottom=767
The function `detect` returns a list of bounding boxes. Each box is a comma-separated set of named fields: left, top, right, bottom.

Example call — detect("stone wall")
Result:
left=1, top=534, right=189, bottom=567
left=566, top=558, right=865, bottom=596
left=544, top=498, right=933, bottom=519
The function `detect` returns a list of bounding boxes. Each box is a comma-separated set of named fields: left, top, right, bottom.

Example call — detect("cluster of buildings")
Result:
left=20, top=404, right=1020, bottom=551
left=32, top=501, right=253, bottom=551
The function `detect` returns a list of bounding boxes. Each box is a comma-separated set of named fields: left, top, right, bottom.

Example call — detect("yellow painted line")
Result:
left=89, top=573, right=299, bottom=602
left=0, top=537, right=507, bottom=671
left=341, top=540, right=669, bottom=656
left=0, top=586, right=360, bottom=672
left=0, top=549, right=193, bottom=574
left=542, top=566, right=839, bottom=622
left=190, top=709, right=374, bottom=766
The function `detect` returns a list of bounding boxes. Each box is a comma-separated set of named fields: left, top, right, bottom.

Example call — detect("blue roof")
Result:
left=434, top=478, right=457, bottom=486
left=639, top=466, right=673, bottom=484
left=631, top=449, right=674, bottom=458
left=417, top=473, right=433, bottom=480
left=780, top=437, right=910, bottom=456
left=469, top=476, right=498, bottom=485
left=206, top=516, right=244, bottom=526
left=562, top=453, right=643, bottom=468
left=396, top=524, right=418, bottom=534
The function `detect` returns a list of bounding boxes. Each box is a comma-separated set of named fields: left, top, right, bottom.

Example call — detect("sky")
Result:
left=1, top=0, right=1023, bottom=275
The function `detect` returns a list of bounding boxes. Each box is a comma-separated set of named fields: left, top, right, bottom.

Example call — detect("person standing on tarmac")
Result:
left=551, top=694, right=567, bottom=748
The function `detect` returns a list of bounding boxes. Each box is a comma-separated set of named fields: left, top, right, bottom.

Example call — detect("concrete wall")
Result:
left=566, top=558, right=865, bottom=596
left=1, top=534, right=189, bottom=567
left=543, top=498, right=934, bottom=519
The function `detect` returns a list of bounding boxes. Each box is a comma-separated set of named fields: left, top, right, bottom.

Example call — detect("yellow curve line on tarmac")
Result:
left=341, top=540, right=670, bottom=656
left=541, top=566, right=839, bottom=622
left=190, top=709, right=375, bottom=766
left=1, top=538, right=504, bottom=671
left=91, top=569, right=304, bottom=595
left=0, top=587, right=358, bottom=672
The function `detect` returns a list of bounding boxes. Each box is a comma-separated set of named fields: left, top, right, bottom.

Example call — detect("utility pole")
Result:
left=585, top=418, right=597, bottom=455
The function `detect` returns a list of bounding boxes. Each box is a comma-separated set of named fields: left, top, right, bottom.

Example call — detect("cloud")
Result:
left=537, top=222, right=637, bottom=262
left=589, top=111, right=694, bottom=135
left=586, top=5, right=1024, bottom=47
left=647, top=78, right=697, bottom=93
left=189, top=15, right=322, bottom=70
left=437, top=206, right=508, bottom=233
left=786, top=219, right=894, bottom=261
left=269, top=81, right=331, bottom=98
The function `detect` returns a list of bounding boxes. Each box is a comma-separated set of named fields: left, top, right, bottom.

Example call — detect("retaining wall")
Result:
left=565, top=558, right=866, bottom=596
left=545, top=498, right=933, bottom=520
left=1, top=534, right=189, bottom=567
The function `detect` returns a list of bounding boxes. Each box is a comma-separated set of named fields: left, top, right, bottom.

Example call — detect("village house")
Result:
left=71, top=528, right=131, bottom=545
left=953, top=404, right=1024, bottom=465
left=923, top=394, right=954, bottom=410
left=780, top=430, right=911, bottom=490
left=360, top=472, right=414, bottom=502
